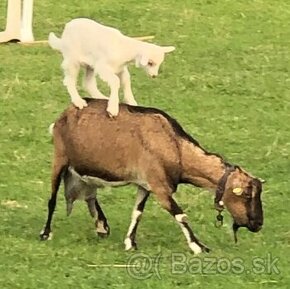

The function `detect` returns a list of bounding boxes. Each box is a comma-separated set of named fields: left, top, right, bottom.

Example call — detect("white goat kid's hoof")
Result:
left=73, top=98, right=88, bottom=109
left=90, top=94, right=109, bottom=100
left=125, top=98, right=138, bottom=106
left=106, top=100, right=119, bottom=117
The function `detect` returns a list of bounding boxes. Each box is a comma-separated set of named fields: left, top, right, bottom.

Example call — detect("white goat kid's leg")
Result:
left=124, top=187, right=149, bottom=250
left=118, top=67, right=137, bottom=106
left=62, top=60, right=87, bottom=109
left=96, top=65, right=120, bottom=116
left=83, top=66, right=108, bottom=100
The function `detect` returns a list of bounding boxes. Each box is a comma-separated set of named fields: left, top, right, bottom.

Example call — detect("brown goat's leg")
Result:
left=40, top=162, right=67, bottom=241
left=86, top=193, right=110, bottom=238
left=124, top=187, right=150, bottom=250
left=155, top=193, right=210, bottom=254
left=94, top=198, right=110, bottom=238
left=86, top=197, right=97, bottom=218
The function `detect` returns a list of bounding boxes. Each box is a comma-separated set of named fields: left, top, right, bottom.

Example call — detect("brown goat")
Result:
left=40, top=99, right=264, bottom=254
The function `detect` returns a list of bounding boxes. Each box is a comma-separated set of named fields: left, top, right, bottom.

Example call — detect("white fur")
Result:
left=124, top=209, right=142, bottom=248
left=189, top=242, right=202, bottom=254
left=126, top=210, right=142, bottom=233
left=124, top=237, right=133, bottom=251
left=178, top=219, right=202, bottom=254
left=175, top=213, right=188, bottom=223
left=48, top=123, right=55, bottom=135
left=48, top=18, right=175, bottom=116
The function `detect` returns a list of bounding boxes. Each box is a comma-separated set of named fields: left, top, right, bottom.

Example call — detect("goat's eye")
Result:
left=148, top=60, right=154, bottom=66
left=244, top=187, right=252, bottom=199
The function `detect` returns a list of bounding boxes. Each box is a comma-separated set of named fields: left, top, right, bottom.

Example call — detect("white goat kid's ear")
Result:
left=135, top=54, right=149, bottom=67
left=162, top=46, right=175, bottom=53
left=233, top=187, right=243, bottom=196
left=140, top=54, right=149, bottom=66
left=135, top=57, right=140, bottom=68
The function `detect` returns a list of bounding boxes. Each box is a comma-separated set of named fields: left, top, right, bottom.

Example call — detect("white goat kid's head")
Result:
left=136, top=45, right=175, bottom=77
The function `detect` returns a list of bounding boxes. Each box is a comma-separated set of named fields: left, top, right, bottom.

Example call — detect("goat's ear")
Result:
left=136, top=54, right=149, bottom=67
left=162, top=46, right=175, bottom=53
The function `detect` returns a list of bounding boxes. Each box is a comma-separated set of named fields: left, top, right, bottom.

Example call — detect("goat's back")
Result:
left=60, top=18, right=124, bottom=60
left=53, top=99, right=182, bottom=183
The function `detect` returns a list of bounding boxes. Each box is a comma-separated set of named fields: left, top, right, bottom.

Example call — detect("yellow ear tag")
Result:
left=233, top=187, right=243, bottom=195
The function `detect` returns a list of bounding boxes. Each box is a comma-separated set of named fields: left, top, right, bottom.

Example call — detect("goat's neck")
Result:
left=121, top=36, right=152, bottom=63
left=180, top=140, right=228, bottom=190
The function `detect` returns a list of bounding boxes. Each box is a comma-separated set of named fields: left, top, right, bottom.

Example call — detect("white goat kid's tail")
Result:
left=48, top=32, right=62, bottom=51
left=48, top=123, right=55, bottom=135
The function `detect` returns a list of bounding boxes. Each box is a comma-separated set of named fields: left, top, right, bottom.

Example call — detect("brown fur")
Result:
left=53, top=99, right=263, bottom=226
left=42, top=99, right=263, bottom=248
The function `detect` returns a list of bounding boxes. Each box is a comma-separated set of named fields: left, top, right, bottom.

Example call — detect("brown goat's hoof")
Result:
left=201, top=245, right=211, bottom=253
left=189, top=242, right=210, bottom=254
left=39, top=230, right=53, bottom=241
left=124, top=238, right=137, bottom=251
left=198, top=241, right=211, bottom=253
left=97, top=231, right=110, bottom=238
left=96, top=222, right=110, bottom=238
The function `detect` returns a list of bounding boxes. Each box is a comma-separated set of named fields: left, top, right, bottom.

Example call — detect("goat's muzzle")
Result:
left=247, top=220, right=263, bottom=232
left=232, top=220, right=263, bottom=243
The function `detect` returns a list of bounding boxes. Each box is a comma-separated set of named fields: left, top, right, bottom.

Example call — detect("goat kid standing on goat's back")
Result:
left=48, top=18, right=175, bottom=117
left=40, top=99, right=264, bottom=254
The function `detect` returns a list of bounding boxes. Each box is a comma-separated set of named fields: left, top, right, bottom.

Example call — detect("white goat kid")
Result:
left=48, top=18, right=175, bottom=116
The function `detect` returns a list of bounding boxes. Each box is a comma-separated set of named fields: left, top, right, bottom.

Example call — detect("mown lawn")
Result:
left=0, top=0, right=289, bottom=288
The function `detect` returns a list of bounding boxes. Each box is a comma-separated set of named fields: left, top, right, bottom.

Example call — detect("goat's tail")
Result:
left=48, top=32, right=62, bottom=51
left=48, top=123, right=55, bottom=135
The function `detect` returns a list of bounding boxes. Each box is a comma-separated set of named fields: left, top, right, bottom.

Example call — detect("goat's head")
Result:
left=135, top=44, right=175, bottom=77
left=215, top=166, right=264, bottom=240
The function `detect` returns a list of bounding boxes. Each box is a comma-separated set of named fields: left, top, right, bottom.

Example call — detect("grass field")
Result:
left=0, top=0, right=290, bottom=288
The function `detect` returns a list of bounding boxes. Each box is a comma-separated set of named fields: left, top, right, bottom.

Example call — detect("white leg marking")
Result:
left=179, top=221, right=202, bottom=255
left=189, top=242, right=202, bottom=255
left=124, top=210, right=142, bottom=250
left=175, top=213, right=188, bottom=223
left=124, top=237, right=133, bottom=251
left=123, top=188, right=149, bottom=251
left=125, top=210, right=142, bottom=237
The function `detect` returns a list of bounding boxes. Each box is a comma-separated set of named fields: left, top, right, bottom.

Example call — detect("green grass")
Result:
left=0, top=0, right=289, bottom=288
